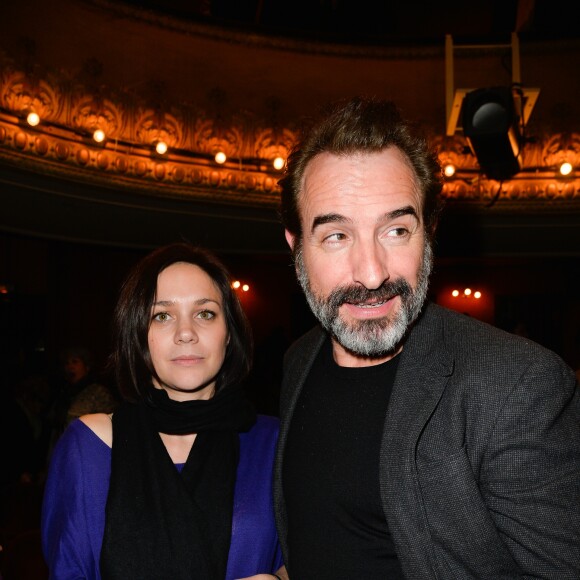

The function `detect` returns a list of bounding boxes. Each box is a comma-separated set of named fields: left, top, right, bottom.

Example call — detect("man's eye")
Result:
left=323, top=232, right=347, bottom=242
left=387, top=227, right=409, bottom=237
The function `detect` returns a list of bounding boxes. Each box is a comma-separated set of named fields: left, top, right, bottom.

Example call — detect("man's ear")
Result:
left=285, top=229, right=296, bottom=251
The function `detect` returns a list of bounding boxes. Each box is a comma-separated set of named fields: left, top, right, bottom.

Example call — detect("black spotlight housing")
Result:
left=462, top=86, right=523, bottom=181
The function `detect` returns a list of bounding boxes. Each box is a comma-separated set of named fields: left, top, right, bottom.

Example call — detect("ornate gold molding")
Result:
left=0, top=65, right=579, bottom=212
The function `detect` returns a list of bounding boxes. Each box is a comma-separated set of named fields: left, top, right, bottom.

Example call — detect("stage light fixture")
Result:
left=462, top=86, right=523, bottom=181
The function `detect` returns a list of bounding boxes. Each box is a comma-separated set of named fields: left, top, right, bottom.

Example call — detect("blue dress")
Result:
left=42, top=415, right=283, bottom=579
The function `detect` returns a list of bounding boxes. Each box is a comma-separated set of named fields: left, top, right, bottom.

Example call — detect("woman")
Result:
left=41, top=243, right=286, bottom=580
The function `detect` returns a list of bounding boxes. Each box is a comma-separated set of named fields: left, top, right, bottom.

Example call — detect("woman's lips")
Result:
left=171, top=355, right=203, bottom=365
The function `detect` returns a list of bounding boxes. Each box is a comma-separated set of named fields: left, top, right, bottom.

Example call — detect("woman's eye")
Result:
left=197, top=310, right=215, bottom=320
left=152, top=312, right=170, bottom=322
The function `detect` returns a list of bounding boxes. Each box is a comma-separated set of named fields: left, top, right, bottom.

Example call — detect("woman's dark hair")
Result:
left=110, top=242, right=252, bottom=402
left=279, top=95, right=444, bottom=243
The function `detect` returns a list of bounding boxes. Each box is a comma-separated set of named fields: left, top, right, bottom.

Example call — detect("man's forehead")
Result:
left=298, top=149, right=422, bottom=222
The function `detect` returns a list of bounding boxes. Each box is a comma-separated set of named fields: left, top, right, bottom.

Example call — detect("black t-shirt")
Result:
left=283, top=338, right=405, bottom=579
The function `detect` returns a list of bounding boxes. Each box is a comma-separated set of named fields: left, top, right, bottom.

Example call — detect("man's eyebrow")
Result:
left=387, top=206, right=419, bottom=220
left=310, top=206, right=419, bottom=234
left=311, top=213, right=349, bottom=234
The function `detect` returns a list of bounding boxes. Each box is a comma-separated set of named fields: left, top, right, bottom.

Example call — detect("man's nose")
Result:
left=350, top=239, right=389, bottom=290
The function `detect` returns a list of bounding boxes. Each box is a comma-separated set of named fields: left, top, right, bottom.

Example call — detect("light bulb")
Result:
left=26, top=111, right=40, bottom=126
left=242, top=284, right=249, bottom=292
left=232, top=280, right=241, bottom=289
left=273, top=156, right=285, bottom=171
left=559, top=162, right=573, bottom=176
left=155, top=140, right=168, bottom=155
left=444, top=163, right=456, bottom=177
left=93, top=129, right=106, bottom=143
left=215, top=151, right=227, bottom=164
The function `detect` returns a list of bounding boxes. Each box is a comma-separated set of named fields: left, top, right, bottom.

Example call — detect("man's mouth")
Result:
left=354, top=300, right=388, bottom=308
left=345, top=296, right=393, bottom=308
left=341, top=296, right=397, bottom=319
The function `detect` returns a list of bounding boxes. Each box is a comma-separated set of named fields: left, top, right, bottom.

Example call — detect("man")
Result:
left=274, top=96, right=580, bottom=578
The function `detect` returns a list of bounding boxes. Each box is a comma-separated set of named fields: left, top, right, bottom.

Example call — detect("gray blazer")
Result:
left=274, top=302, right=580, bottom=578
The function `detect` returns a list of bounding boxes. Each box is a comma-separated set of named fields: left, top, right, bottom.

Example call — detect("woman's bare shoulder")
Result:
left=79, top=413, right=113, bottom=447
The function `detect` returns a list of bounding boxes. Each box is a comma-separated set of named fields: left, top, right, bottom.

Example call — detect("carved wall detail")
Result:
left=0, top=64, right=579, bottom=211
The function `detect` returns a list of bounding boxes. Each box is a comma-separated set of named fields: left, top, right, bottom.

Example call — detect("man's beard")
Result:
left=295, top=242, right=433, bottom=357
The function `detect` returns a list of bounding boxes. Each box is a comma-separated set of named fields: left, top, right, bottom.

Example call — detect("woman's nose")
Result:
left=175, top=320, right=198, bottom=344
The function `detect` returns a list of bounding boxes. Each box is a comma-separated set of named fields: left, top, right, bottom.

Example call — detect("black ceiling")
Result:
left=120, top=0, right=580, bottom=44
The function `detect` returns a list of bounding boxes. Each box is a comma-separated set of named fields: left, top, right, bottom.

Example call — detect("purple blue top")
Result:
left=42, top=415, right=283, bottom=579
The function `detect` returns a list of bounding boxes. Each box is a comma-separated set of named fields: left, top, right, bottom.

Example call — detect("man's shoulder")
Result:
left=420, top=303, right=566, bottom=365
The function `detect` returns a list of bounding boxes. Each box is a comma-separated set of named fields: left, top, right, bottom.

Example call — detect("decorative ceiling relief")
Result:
left=0, top=62, right=578, bottom=212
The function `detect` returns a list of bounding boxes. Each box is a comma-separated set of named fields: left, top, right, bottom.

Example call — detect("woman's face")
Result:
left=147, top=262, right=229, bottom=401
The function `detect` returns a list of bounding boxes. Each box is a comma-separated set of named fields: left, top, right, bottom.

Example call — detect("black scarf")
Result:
left=100, top=385, right=256, bottom=580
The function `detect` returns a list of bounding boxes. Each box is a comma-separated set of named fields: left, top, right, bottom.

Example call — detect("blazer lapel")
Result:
left=380, top=305, right=454, bottom=579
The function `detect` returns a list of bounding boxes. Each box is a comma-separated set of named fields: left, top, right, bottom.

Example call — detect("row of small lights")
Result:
left=443, top=160, right=574, bottom=178
left=451, top=288, right=482, bottom=299
left=24, top=110, right=286, bottom=171
left=25, top=111, right=577, bottom=176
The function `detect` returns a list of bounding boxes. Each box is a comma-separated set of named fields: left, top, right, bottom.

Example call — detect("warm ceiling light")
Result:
left=93, top=128, right=106, bottom=143
left=26, top=111, right=40, bottom=126
left=464, top=288, right=472, bottom=296
left=242, top=284, right=249, bottom=292
left=452, top=290, right=459, bottom=297
left=443, top=163, right=456, bottom=177
left=232, top=280, right=241, bottom=289
left=474, top=291, right=482, bottom=299
left=559, top=161, right=573, bottom=176
left=155, top=140, right=168, bottom=155
left=273, top=156, right=285, bottom=171
left=215, top=151, right=227, bottom=164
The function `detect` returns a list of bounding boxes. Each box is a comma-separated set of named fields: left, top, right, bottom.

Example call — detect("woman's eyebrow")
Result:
left=152, top=298, right=220, bottom=307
